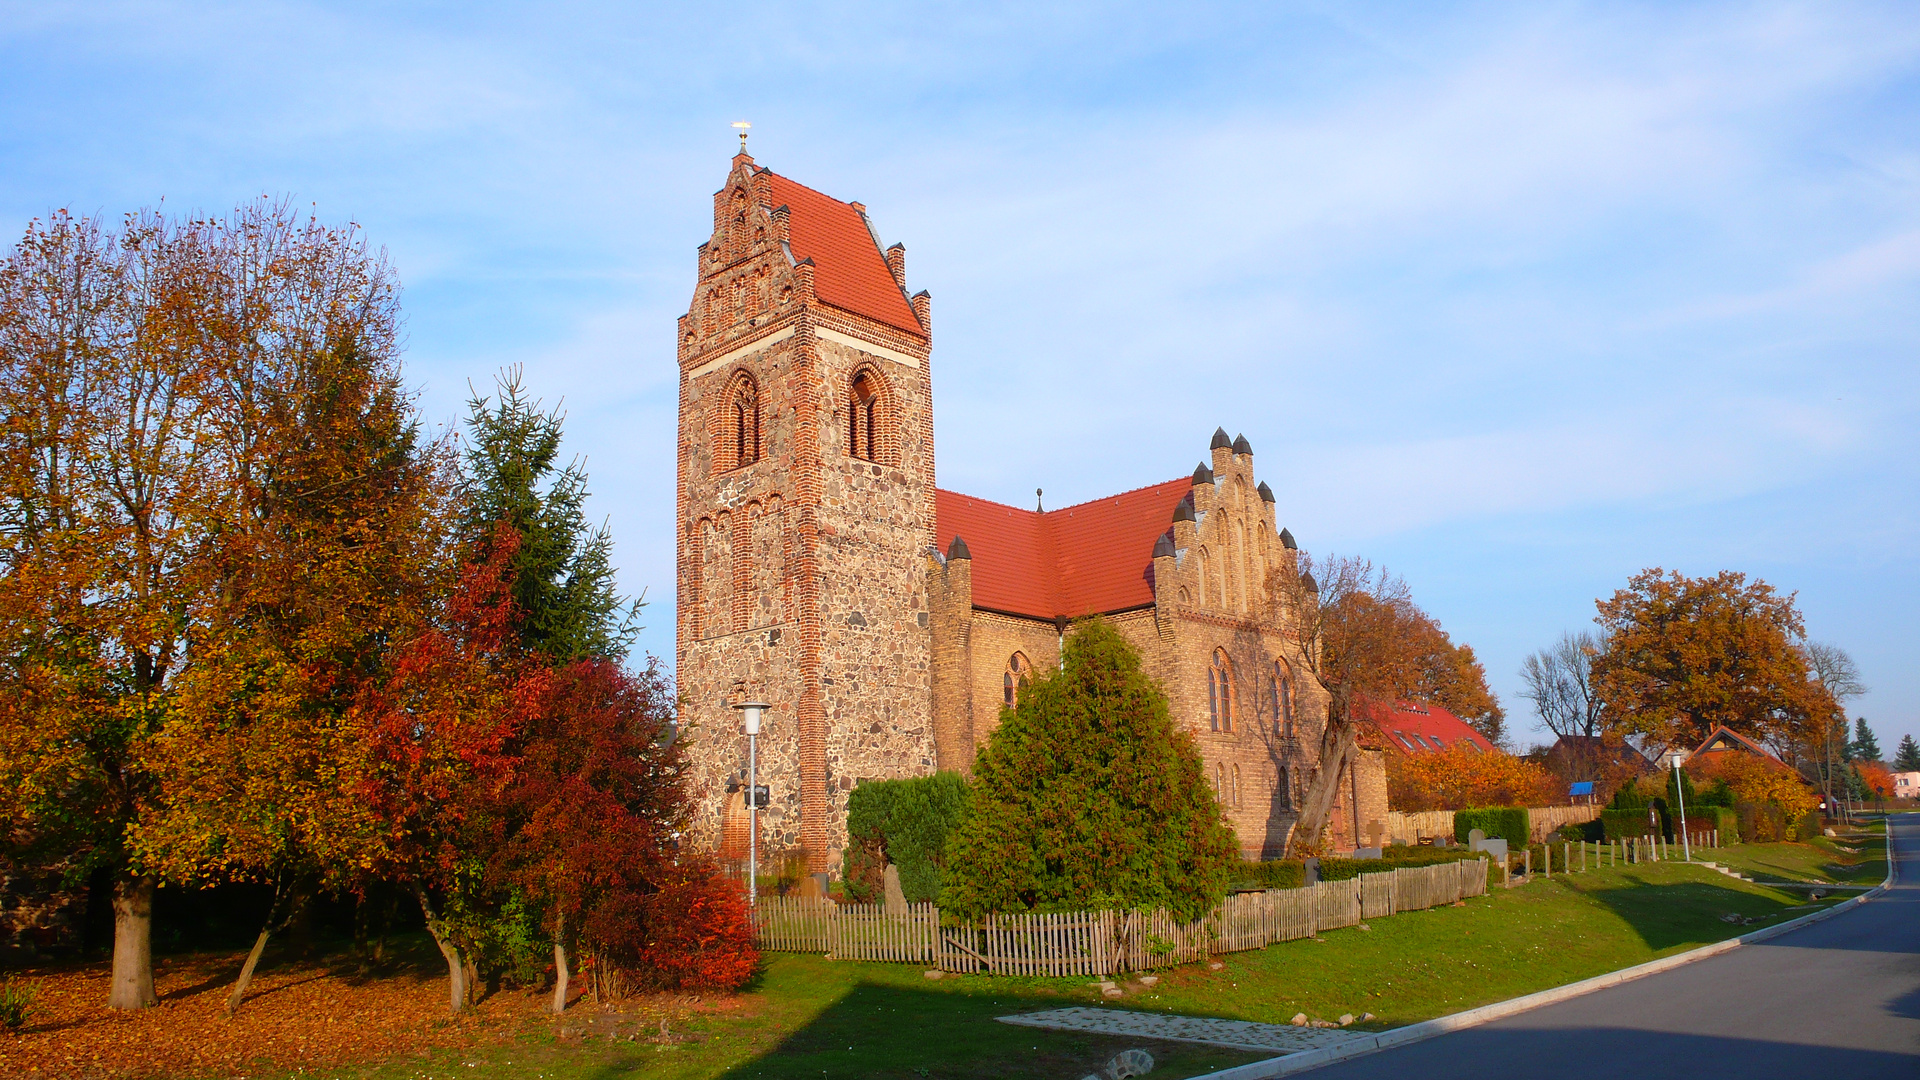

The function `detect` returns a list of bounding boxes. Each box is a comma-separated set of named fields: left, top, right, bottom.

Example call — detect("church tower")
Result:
left=677, top=150, right=936, bottom=872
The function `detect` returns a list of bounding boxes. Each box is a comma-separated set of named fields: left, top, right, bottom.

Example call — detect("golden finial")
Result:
left=732, top=121, right=751, bottom=153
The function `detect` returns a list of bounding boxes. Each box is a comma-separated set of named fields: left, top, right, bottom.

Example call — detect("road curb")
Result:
left=1191, top=827, right=1901, bottom=1080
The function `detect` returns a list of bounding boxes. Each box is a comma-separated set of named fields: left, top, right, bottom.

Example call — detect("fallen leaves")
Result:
left=0, top=949, right=550, bottom=1078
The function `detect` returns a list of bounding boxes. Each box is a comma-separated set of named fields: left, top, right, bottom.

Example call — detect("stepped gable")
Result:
left=933, top=479, right=1191, bottom=620
left=765, top=172, right=923, bottom=335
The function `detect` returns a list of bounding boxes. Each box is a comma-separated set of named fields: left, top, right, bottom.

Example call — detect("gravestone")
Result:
left=1365, top=819, right=1387, bottom=849
left=1469, top=835, right=1507, bottom=861
left=1352, top=847, right=1383, bottom=860
left=1468, top=828, right=1486, bottom=846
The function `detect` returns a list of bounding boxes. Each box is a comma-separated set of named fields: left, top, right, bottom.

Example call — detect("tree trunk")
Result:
left=552, top=922, right=570, bottom=1014
left=1287, top=718, right=1356, bottom=858
left=411, top=883, right=468, bottom=1015
left=108, top=875, right=158, bottom=1010
left=226, top=874, right=293, bottom=1016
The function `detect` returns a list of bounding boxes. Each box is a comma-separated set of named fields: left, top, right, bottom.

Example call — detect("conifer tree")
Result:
left=459, top=367, right=633, bottom=662
left=1895, top=734, right=1920, bottom=773
left=940, top=618, right=1237, bottom=921
left=1851, top=718, right=1882, bottom=764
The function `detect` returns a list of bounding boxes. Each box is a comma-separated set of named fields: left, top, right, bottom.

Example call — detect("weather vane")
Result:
left=732, top=121, right=751, bottom=153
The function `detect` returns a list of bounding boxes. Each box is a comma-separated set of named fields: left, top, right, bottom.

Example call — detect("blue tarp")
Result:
left=1569, top=781, right=1595, bottom=796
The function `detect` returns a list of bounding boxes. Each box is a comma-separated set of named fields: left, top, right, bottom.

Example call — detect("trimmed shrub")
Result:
left=840, top=772, right=972, bottom=903
left=1454, top=806, right=1528, bottom=849
left=1736, top=801, right=1788, bottom=843
left=1601, top=806, right=1667, bottom=840
left=940, top=618, right=1238, bottom=920
left=1791, top=809, right=1824, bottom=842
left=1318, top=847, right=1484, bottom=881
left=1674, top=805, right=1736, bottom=842
left=1231, top=859, right=1306, bottom=891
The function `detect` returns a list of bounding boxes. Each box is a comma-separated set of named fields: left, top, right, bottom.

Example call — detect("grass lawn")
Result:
left=178, top=860, right=1839, bottom=1080
left=1701, top=832, right=1887, bottom=886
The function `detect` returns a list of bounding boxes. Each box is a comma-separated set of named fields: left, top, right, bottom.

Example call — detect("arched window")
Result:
left=1277, top=765, right=1291, bottom=809
left=1232, top=764, right=1243, bottom=809
left=1003, top=652, right=1030, bottom=708
left=849, top=371, right=879, bottom=461
left=1214, top=762, right=1225, bottom=797
left=727, top=373, right=760, bottom=469
left=1209, top=649, right=1234, bottom=733
left=1271, top=659, right=1294, bottom=739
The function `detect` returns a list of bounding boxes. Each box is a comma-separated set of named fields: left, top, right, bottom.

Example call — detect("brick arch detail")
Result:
left=842, top=362, right=902, bottom=467
left=711, top=366, right=764, bottom=474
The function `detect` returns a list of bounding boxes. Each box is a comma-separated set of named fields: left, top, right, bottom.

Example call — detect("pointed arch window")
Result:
left=1270, top=659, right=1294, bottom=739
left=1003, top=652, right=1031, bottom=708
left=1232, top=763, right=1243, bottom=809
left=731, top=375, right=760, bottom=468
left=1209, top=649, right=1234, bottom=733
left=849, top=371, right=879, bottom=461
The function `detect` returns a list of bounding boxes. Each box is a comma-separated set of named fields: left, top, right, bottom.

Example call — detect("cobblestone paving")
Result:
left=997, top=1006, right=1369, bottom=1054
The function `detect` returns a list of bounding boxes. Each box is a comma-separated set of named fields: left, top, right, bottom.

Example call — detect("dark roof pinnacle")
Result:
left=1210, top=427, right=1232, bottom=450
left=1153, top=533, right=1176, bottom=558
left=1232, top=433, right=1252, bottom=455
left=1191, top=463, right=1213, bottom=485
left=1279, top=527, right=1297, bottom=550
left=1173, top=499, right=1196, bottom=523
left=1257, top=481, right=1275, bottom=503
left=946, top=535, right=971, bottom=561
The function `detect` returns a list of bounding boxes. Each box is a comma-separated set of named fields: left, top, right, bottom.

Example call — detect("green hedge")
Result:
left=1600, top=806, right=1668, bottom=840
left=1454, top=807, right=1528, bottom=849
left=840, top=772, right=972, bottom=903
left=1735, top=801, right=1788, bottom=843
left=1675, top=805, right=1736, bottom=842
left=1791, top=809, right=1824, bottom=842
left=1230, top=859, right=1306, bottom=891
left=1318, top=847, right=1485, bottom=881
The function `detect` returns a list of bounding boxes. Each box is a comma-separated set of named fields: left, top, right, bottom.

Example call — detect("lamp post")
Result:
left=1669, top=750, right=1691, bottom=862
left=733, top=701, right=770, bottom=906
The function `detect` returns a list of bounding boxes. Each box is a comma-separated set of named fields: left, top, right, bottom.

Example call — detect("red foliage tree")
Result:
left=489, top=659, right=757, bottom=1007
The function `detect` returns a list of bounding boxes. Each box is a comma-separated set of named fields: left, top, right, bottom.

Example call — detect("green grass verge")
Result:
left=227, top=862, right=1840, bottom=1080
left=1704, top=834, right=1887, bottom=886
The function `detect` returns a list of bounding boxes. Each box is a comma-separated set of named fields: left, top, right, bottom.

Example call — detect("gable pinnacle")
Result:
left=1210, top=427, right=1232, bottom=450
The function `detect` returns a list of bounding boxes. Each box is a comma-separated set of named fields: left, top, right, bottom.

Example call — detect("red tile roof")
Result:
left=765, top=172, right=923, bottom=336
left=934, top=479, right=1192, bottom=620
left=1361, top=699, right=1497, bottom=755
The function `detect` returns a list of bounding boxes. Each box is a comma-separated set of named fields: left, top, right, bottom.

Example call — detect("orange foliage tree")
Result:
left=1685, top=753, right=1818, bottom=816
left=1591, top=568, right=1833, bottom=759
left=1386, top=746, right=1559, bottom=811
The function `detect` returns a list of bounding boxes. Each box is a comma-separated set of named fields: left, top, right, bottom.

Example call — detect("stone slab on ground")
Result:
left=997, top=1007, right=1368, bottom=1055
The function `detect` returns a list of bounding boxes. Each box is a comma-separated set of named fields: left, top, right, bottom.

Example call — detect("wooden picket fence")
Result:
left=753, top=857, right=1490, bottom=977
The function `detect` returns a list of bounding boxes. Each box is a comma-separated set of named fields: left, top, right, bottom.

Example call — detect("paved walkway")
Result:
left=997, top=1006, right=1366, bottom=1055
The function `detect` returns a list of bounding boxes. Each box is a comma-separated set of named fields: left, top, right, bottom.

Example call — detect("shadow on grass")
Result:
left=1570, top=875, right=1824, bottom=952
left=701, top=979, right=1263, bottom=1080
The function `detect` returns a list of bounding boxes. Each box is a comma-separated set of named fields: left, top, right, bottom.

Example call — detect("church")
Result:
left=675, top=149, right=1388, bottom=875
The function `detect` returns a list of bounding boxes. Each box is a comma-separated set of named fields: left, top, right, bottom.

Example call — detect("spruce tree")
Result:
left=1851, top=718, right=1883, bottom=764
left=939, top=618, right=1237, bottom=921
left=460, top=367, right=634, bottom=662
left=1895, top=734, right=1920, bottom=772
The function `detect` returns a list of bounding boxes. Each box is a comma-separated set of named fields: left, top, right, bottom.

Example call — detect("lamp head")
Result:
left=1669, top=750, right=1687, bottom=770
left=733, top=700, right=771, bottom=735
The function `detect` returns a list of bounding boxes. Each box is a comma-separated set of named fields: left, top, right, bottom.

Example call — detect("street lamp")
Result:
left=1669, top=750, right=1691, bottom=862
left=733, top=701, right=770, bottom=906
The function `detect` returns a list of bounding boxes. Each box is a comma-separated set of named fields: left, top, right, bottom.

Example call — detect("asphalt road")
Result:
left=1298, top=814, right=1920, bottom=1077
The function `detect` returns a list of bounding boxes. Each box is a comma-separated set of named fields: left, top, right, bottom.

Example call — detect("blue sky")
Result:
left=4, top=1, right=1916, bottom=751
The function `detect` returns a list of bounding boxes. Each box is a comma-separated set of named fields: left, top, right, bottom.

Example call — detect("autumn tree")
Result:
left=352, top=530, right=530, bottom=1014
left=1402, top=615, right=1506, bottom=747
left=1266, top=555, right=1433, bottom=856
left=940, top=618, right=1237, bottom=921
left=0, top=210, right=238, bottom=1009
left=1386, top=746, right=1558, bottom=811
left=487, top=660, right=756, bottom=1010
left=1589, top=569, right=1832, bottom=760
